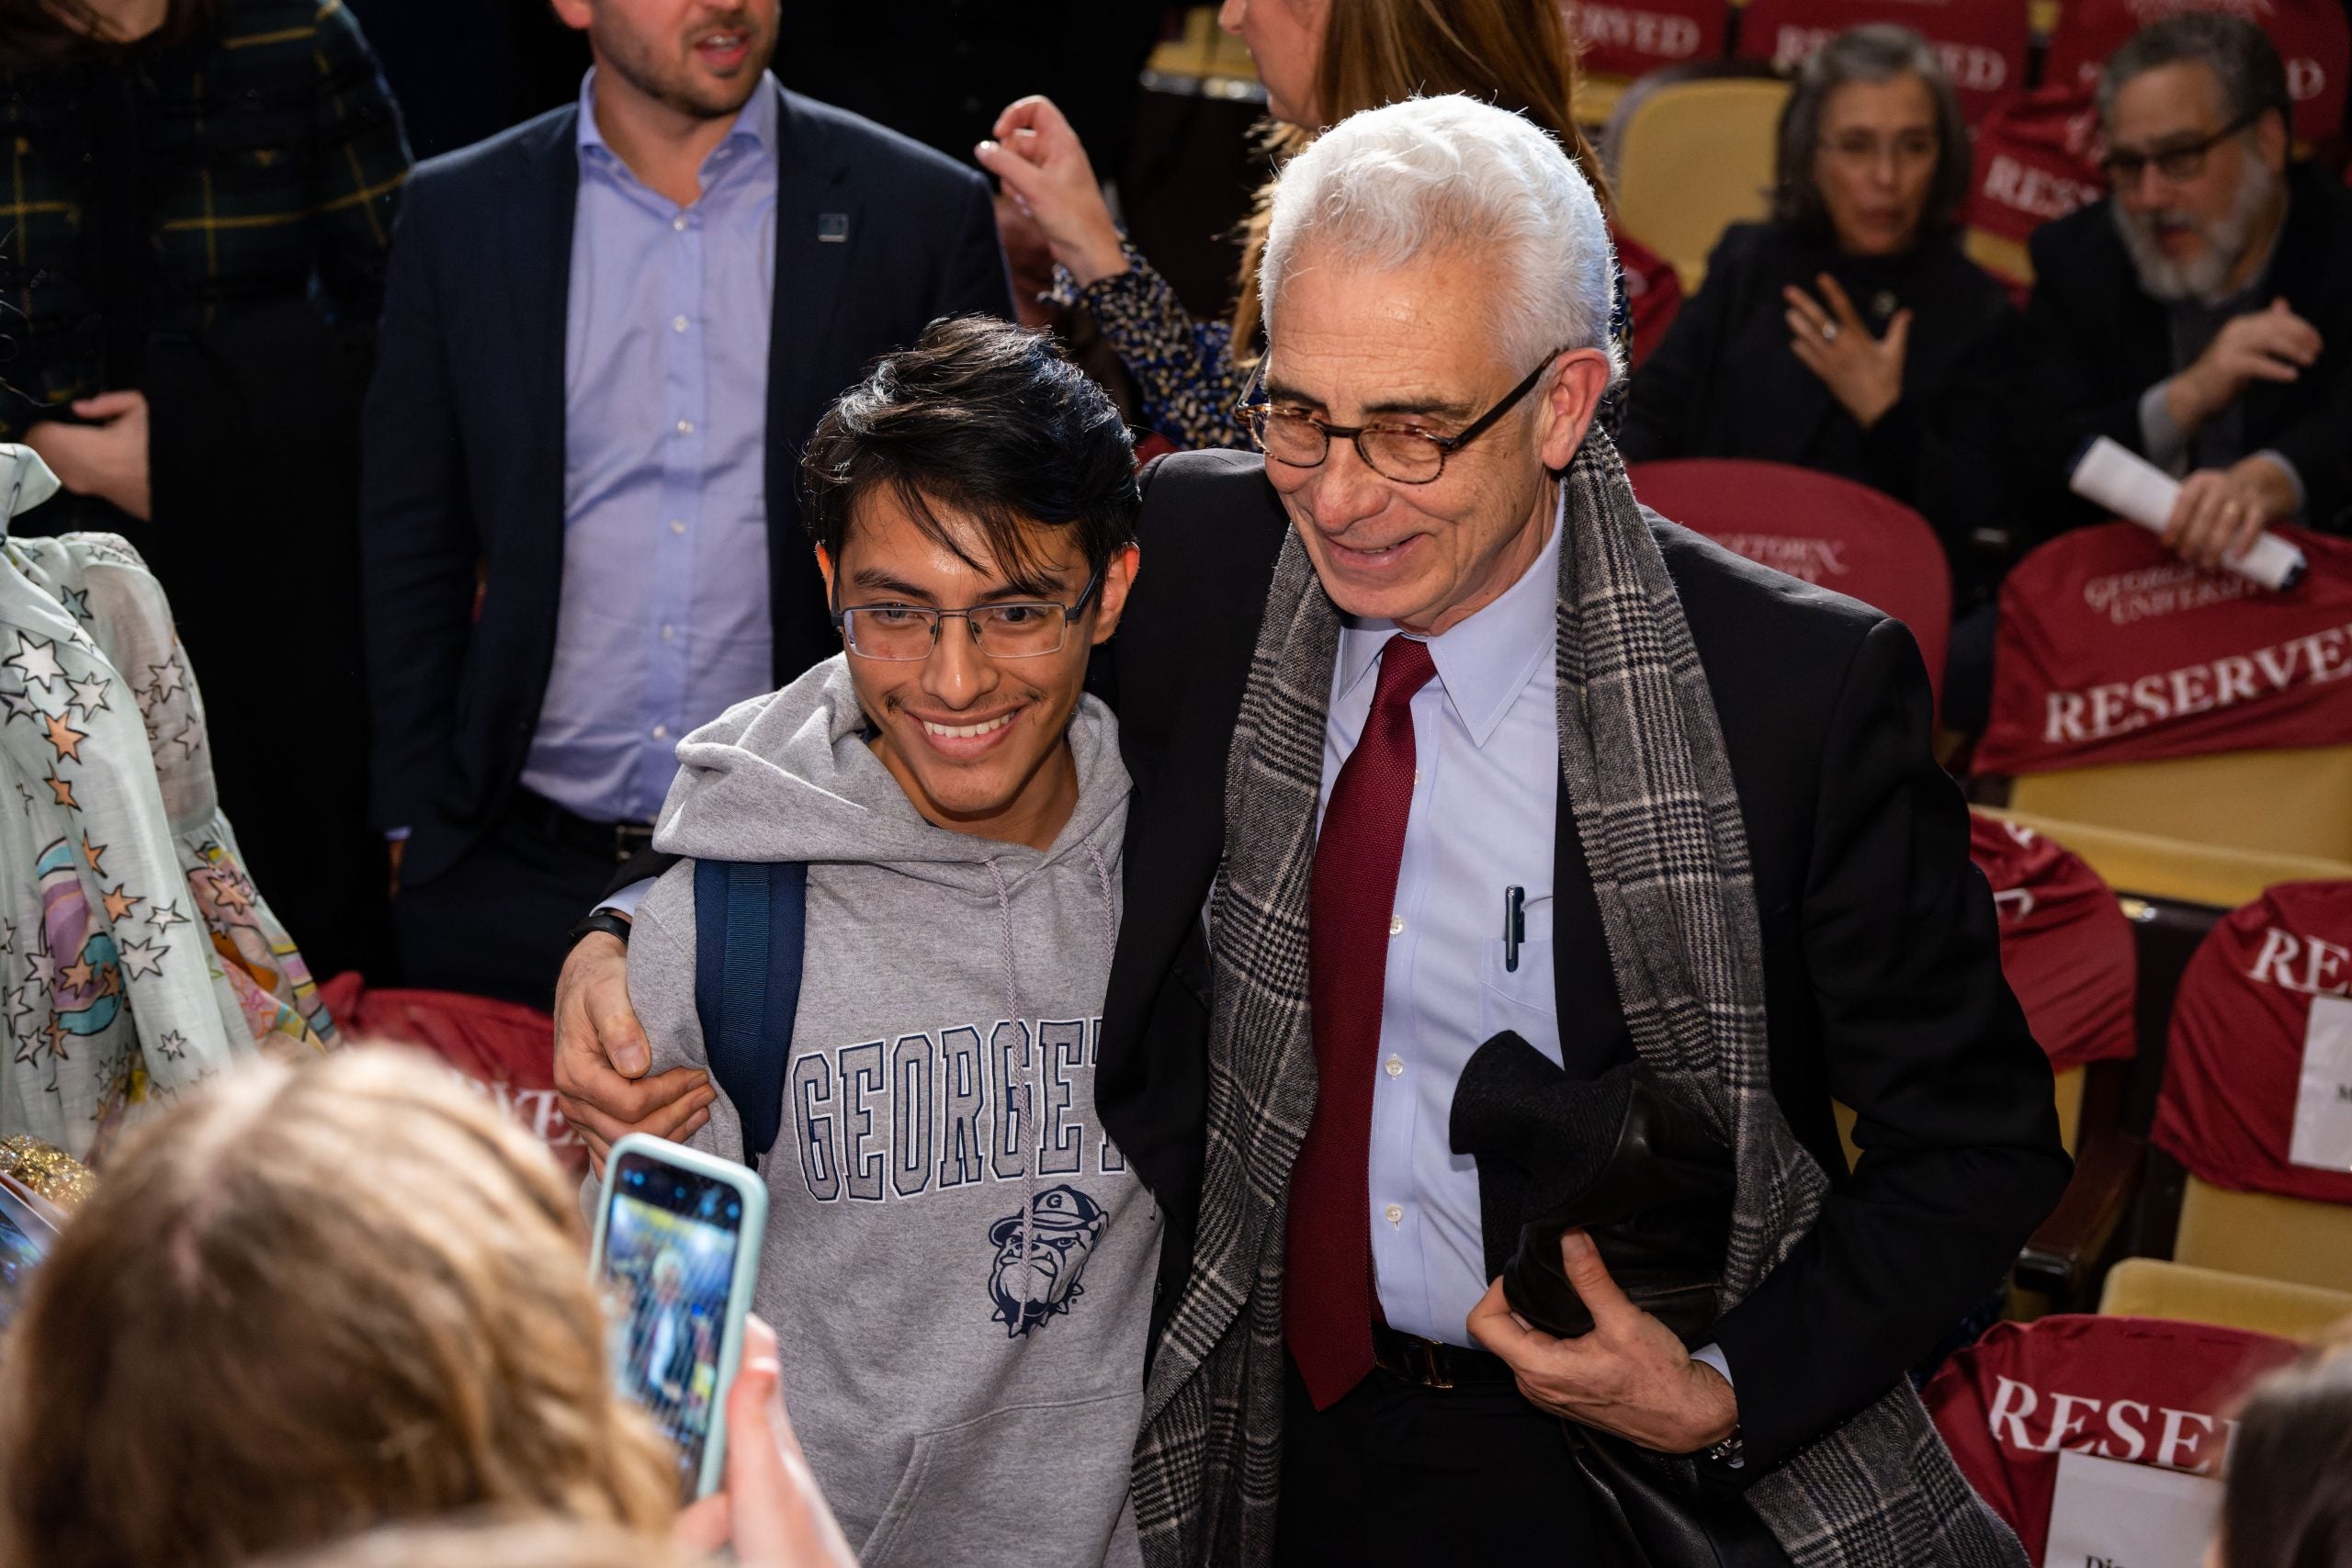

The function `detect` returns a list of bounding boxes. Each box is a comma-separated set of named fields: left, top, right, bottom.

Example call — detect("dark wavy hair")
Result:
left=2096, top=12, right=2290, bottom=137
left=802, top=315, right=1140, bottom=590
left=1772, top=25, right=1971, bottom=244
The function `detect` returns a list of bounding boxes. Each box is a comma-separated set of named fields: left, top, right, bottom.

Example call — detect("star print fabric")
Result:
left=0, top=454, right=334, bottom=1160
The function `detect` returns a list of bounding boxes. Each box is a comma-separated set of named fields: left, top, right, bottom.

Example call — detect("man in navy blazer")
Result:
left=361, top=0, right=1012, bottom=1004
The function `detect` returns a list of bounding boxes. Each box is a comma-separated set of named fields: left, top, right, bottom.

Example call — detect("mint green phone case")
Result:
left=590, top=1133, right=768, bottom=1498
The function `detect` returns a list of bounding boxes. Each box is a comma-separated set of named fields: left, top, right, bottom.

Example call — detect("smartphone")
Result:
left=0, top=1175, right=59, bottom=1331
left=590, top=1134, right=767, bottom=1501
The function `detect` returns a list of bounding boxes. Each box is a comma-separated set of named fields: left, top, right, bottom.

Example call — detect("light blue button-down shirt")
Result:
left=1320, top=492, right=1566, bottom=1348
left=517, top=69, right=779, bottom=825
left=1323, top=490, right=1736, bottom=1393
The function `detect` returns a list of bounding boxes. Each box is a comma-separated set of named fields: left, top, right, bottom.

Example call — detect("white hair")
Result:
left=1260, top=95, right=1622, bottom=382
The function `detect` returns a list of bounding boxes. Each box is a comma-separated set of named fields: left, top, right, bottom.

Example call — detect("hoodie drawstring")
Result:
left=985, top=855, right=1045, bottom=1314
left=989, top=840, right=1123, bottom=1324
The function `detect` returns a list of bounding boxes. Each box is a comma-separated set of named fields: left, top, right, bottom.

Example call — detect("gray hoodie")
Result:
left=630, top=656, right=1159, bottom=1568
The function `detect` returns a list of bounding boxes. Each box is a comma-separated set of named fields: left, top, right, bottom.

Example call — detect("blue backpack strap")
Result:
left=691, top=859, right=808, bottom=1168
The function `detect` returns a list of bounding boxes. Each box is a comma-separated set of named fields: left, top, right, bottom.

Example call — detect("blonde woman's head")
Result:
left=0, top=1049, right=676, bottom=1568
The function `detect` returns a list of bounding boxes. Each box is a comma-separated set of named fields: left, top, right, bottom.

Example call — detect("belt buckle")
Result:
left=1376, top=1330, right=1453, bottom=1391
left=1412, top=1337, right=1454, bottom=1391
left=614, top=824, right=656, bottom=863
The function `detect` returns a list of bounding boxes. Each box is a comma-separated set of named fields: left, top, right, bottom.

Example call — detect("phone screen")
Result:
left=0, top=1191, right=49, bottom=1330
left=600, top=1149, right=750, bottom=1498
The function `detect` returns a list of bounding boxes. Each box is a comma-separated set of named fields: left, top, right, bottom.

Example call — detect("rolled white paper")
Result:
left=2069, top=435, right=2308, bottom=592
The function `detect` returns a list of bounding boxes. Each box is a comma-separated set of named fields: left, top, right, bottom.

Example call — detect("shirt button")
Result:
left=669, top=519, right=686, bottom=536
left=652, top=724, right=670, bottom=740
left=672, top=315, right=690, bottom=333
left=1384, top=1204, right=1403, bottom=1225
left=1388, top=916, right=1405, bottom=937
left=661, top=625, right=676, bottom=642
left=672, top=214, right=688, bottom=231
left=1385, top=1055, right=1403, bottom=1077
left=674, top=418, right=695, bottom=435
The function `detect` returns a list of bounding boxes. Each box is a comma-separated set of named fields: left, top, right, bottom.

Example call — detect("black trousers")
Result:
left=390, top=807, right=619, bottom=1009
left=1272, top=1356, right=1622, bottom=1567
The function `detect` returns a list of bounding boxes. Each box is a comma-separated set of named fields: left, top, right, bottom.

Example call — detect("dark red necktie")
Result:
left=1285, top=634, right=1437, bottom=1410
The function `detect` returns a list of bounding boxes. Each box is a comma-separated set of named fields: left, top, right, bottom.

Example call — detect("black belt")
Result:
left=1370, top=1321, right=1518, bottom=1391
left=511, top=788, right=658, bottom=865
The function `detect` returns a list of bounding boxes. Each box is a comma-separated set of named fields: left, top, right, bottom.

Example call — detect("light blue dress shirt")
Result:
left=1322, top=491, right=1733, bottom=1393
left=517, top=69, right=779, bottom=826
left=1321, top=494, right=1565, bottom=1348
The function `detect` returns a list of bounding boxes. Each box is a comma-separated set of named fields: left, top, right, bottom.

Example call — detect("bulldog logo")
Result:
left=987, top=1184, right=1108, bottom=1338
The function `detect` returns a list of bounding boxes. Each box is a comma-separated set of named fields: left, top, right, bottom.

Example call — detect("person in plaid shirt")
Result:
left=0, top=0, right=412, bottom=980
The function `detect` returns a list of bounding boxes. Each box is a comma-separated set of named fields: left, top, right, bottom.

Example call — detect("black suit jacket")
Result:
left=2023, top=164, right=2352, bottom=537
left=360, top=90, right=1012, bottom=885
left=1091, top=450, right=2069, bottom=1476
left=1620, top=221, right=2024, bottom=603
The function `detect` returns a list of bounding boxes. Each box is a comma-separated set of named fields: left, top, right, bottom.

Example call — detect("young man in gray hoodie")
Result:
left=621, top=317, right=1153, bottom=1566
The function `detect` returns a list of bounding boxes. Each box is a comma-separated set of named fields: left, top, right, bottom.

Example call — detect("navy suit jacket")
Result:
left=361, top=91, right=1012, bottom=885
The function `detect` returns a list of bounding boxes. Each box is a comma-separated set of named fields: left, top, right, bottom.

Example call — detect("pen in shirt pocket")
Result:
left=1503, top=885, right=1525, bottom=972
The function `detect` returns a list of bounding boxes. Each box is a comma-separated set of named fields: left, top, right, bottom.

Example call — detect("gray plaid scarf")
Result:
left=1128, top=434, right=2028, bottom=1568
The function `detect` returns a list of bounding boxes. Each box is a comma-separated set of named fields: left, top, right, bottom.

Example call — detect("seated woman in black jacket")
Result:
left=1622, top=25, right=2021, bottom=618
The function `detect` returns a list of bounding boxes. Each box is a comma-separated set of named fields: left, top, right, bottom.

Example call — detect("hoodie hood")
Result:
left=652, top=655, right=1128, bottom=895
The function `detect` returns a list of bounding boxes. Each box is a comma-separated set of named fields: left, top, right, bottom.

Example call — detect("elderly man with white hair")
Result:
left=549, top=94, right=2067, bottom=1568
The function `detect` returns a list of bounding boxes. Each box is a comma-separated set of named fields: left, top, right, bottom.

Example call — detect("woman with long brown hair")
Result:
left=977, top=0, right=1673, bottom=449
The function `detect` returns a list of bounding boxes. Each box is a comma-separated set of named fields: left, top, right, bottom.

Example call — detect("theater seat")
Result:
left=1984, top=808, right=2352, bottom=910
left=1610, top=75, right=1790, bottom=293
left=1732, top=0, right=2030, bottom=124
left=1576, top=73, right=1631, bottom=133
left=1922, top=1314, right=2301, bottom=1562
left=1962, top=227, right=2033, bottom=290
left=315, top=974, right=581, bottom=1176
left=2099, top=1258, right=2352, bottom=1341
left=2007, top=746, right=2352, bottom=864
left=1629, top=458, right=1951, bottom=705
left=2151, top=881, right=2352, bottom=1295
left=2172, top=1179, right=2352, bottom=1294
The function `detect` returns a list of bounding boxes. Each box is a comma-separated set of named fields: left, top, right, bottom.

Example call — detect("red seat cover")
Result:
left=1964, top=83, right=2107, bottom=248
left=2045, top=0, right=2349, bottom=149
left=1627, top=458, right=1951, bottom=704
left=1923, top=1314, right=2301, bottom=1561
left=2154, top=880, right=2352, bottom=1203
left=1734, top=0, right=2030, bottom=122
left=317, top=973, right=584, bottom=1175
left=1970, top=813, right=2139, bottom=1073
left=1615, top=229, right=1686, bottom=368
left=1569, top=0, right=1731, bottom=80
left=1975, top=522, right=2352, bottom=775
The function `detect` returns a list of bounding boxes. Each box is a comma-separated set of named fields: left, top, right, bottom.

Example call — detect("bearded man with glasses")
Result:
left=2024, top=13, right=2352, bottom=564
left=555, top=96, right=2066, bottom=1567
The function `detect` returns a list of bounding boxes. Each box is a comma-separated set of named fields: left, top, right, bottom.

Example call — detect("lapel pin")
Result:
left=817, top=212, right=850, bottom=243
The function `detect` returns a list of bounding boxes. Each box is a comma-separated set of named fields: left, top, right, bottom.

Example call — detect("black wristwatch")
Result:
left=566, top=908, right=633, bottom=953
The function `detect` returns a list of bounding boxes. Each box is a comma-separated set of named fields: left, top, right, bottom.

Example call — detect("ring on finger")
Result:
left=1819, top=321, right=1840, bottom=343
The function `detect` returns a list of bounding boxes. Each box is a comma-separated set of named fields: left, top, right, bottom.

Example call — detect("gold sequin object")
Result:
left=0, top=1134, right=94, bottom=1210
